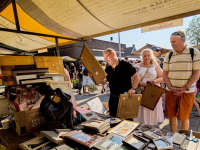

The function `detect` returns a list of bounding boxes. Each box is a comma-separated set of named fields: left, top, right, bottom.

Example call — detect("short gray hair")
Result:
left=171, top=30, right=186, bottom=41
left=104, top=48, right=116, bottom=56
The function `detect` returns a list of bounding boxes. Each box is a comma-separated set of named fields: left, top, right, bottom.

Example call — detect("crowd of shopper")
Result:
left=89, top=30, right=200, bottom=133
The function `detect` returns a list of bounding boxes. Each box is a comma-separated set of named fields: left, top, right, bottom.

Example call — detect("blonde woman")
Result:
left=133, top=49, right=164, bottom=125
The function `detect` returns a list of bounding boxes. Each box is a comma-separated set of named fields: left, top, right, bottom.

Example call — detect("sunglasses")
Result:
left=171, top=32, right=184, bottom=38
left=104, top=52, right=112, bottom=61
left=154, top=50, right=160, bottom=52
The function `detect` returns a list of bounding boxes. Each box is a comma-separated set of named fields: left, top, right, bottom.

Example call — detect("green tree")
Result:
left=185, top=16, right=200, bottom=45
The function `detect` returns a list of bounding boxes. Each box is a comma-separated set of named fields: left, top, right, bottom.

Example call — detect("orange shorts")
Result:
left=165, top=90, right=194, bottom=121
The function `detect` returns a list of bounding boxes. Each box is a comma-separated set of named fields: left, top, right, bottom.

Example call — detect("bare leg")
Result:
left=194, top=99, right=200, bottom=114
left=101, top=84, right=105, bottom=93
left=170, top=117, right=177, bottom=133
left=87, top=85, right=90, bottom=94
left=180, top=119, right=189, bottom=130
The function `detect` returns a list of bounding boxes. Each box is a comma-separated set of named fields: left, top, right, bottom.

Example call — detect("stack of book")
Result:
left=80, top=119, right=110, bottom=134
left=59, top=130, right=103, bottom=148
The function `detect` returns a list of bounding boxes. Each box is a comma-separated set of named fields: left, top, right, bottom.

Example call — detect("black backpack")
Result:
left=168, top=47, right=194, bottom=63
left=83, top=68, right=88, bottom=76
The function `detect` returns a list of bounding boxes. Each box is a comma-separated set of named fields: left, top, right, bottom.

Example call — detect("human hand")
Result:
left=140, top=82, right=147, bottom=87
left=169, top=87, right=183, bottom=96
left=128, top=89, right=135, bottom=97
left=88, top=72, right=93, bottom=79
left=175, top=87, right=186, bottom=93
left=151, top=80, right=157, bottom=86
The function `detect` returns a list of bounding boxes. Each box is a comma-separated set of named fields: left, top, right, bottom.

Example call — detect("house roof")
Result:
left=192, top=44, right=200, bottom=50
left=130, top=43, right=172, bottom=55
left=0, top=0, right=200, bottom=54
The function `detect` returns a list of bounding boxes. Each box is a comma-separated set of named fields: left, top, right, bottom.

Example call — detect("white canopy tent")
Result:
left=0, top=0, right=200, bottom=54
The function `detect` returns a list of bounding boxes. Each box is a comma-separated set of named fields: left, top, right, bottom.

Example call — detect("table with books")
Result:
left=17, top=105, right=200, bottom=150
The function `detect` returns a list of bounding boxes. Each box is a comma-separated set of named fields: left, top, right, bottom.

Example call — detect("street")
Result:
left=73, top=85, right=200, bottom=132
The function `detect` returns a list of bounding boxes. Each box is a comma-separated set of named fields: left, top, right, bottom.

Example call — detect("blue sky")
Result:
left=95, top=14, right=200, bottom=50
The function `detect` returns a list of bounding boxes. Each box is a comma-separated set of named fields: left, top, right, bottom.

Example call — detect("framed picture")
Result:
left=94, top=133, right=125, bottom=150
left=87, top=97, right=106, bottom=114
left=15, top=74, right=37, bottom=84
left=38, top=73, right=66, bottom=82
left=107, top=120, right=140, bottom=137
left=123, top=133, right=149, bottom=150
left=19, top=135, right=58, bottom=150
left=47, top=81, right=71, bottom=90
left=47, top=81, right=77, bottom=107
left=153, top=137, right=173, bottom=150
left=8, top=83, right=47, bottom=111
left=19, top=77, right=52, bottom=84
left=12, top=68, right=49, bottom=78
left=117, top=94, right=142, bottom=119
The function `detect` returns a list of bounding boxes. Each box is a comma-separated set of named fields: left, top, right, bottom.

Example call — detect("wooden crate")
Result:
left=34, top=56, right=64, bottom=74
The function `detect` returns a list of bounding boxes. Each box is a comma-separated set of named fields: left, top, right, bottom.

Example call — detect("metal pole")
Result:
left=55, top=38, right=60, bottom=56
left=118, top=32, right=121, bottom=59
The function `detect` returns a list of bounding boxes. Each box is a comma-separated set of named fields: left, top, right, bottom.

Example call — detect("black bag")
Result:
left=83, top=68, right=88, bottom=76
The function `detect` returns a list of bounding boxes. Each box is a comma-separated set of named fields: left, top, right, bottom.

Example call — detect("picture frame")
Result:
left=142, top=131, right=160, bottom=140
left=94, top=133, right=125, bottom=150
left=141, top=81, right=164, bottom=110
left=38, top=73, right=66, bottom=82
left=107, top=120, right=140, bottom=137
left=117, top=94, right=142, bottom=119
left=80, top=44, right=107, bottom=84
left=47, top=81, right=77, bottom=107
left=153, top=137, right=173, bottom=150
left=80, top=119, right=110, bottom=133
left=81, top=111, right=102, bottom=121
left=123, top=133, right=149, bottom=150
left=8, top=82, right=47, bottom=111
left=19, top=135, right=58, bottom=150
left=87, top=97, right=106, bottom=114
left=19, top=77, right=52, bottom=84
left=15, top=74, right=37, bottom=85
left=12, top=68, right=49, bottom=82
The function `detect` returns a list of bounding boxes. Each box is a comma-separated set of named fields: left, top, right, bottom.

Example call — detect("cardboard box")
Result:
left=10, top=103, right=47, bottom=136
left=0, top=96, right=9, bottom=118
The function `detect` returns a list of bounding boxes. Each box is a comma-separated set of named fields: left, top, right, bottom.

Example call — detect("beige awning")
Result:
left=0, top=0, right=200, bottom=54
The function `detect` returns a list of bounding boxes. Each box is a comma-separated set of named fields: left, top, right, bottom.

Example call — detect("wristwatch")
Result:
left=132, top=87, right=136, bottom=90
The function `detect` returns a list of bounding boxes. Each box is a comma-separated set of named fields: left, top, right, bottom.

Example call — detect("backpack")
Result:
left=83, top=68, right=88, bottom=76
left=168, top=47, right=194, bottom=63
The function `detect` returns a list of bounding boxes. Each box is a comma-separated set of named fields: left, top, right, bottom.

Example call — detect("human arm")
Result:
left=163, top=70, right=180, bottom=95
left=176, top=70, right=200, bottom=93
left=128, top=72, right=140, bottom=97
left=76, top=71, right=78, bottom=79
left=151, top=64, right=163, bottom=85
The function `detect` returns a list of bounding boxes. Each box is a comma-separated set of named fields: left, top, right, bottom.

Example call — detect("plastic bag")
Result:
left=90, top=81, right=97, bottom=93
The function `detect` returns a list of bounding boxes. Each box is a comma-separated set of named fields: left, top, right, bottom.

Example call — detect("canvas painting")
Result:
left=107, top=120, right=140, bottom=137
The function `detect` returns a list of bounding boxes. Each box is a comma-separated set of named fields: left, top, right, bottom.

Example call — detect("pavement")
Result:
left=73, top=85, right=200, bottom=132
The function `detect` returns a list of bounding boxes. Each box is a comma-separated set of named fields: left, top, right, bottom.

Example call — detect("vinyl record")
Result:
left=108, top=117, right=121, bottom=124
